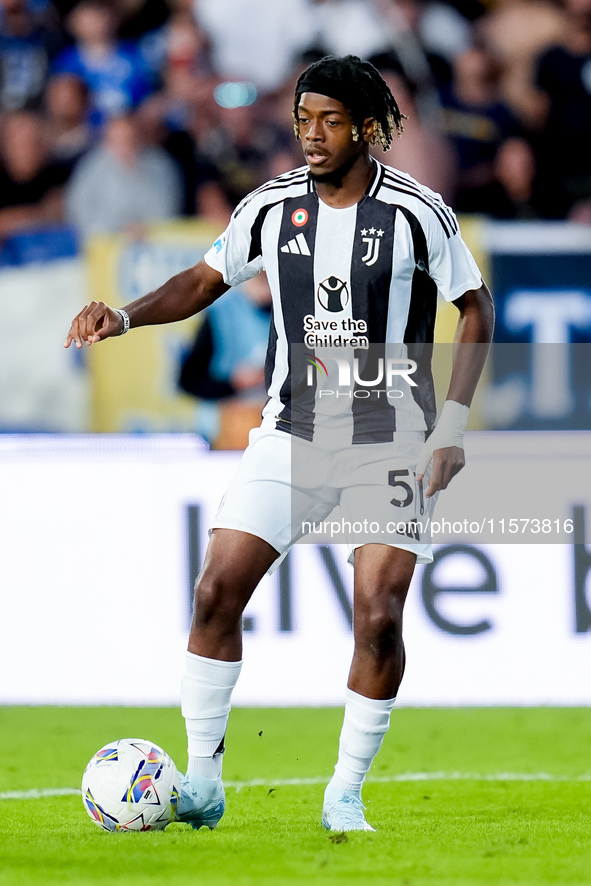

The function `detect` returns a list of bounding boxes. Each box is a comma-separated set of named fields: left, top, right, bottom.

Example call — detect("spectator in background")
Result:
left=136, top=95, right=229, bottom=222
left=376, top=66, right=456, bottom=202
left=53, top=0, right=155, bottom=127
left=440, top=46, right=527, bottom=214
left=0, top=0, right=64, bottom=112
left=491, top=136, right=538, bottom=219
left=193, top=0, right=316, bottom=94
left=0, top=109, right=66, bottom=240
left=534, top=0, right=591, bottom=219
left=138, top=1, right=213, bottom=83
left=309, top=0, right=393, bottom=60
left=116, top=0, right=171, bottom=42
left=65, top=111, right=182, bottom=238
left=140, top=8, right=213, bottom=139
left=406, top=0, right=475, bottom=72
left=478, top=0, right=565, bottom=129
left=157, top=6, right=212, bottom=81
left=195, top=101, right=280, bottom=207
left=134, top=8, right=229, bottom=223
left=44, top=72, right=93, bottom=177
left=371, top=0, right=476, bottom=91
left=178, top=271, right=272, bottom=449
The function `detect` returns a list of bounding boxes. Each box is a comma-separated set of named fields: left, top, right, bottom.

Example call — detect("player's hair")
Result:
left=293, top=55, right=405, bottom=151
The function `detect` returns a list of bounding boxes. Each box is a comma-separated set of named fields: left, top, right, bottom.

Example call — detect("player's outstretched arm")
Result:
left=64, top=260, right=229, bottom=349
left=416, top=282, right=495, bottom=496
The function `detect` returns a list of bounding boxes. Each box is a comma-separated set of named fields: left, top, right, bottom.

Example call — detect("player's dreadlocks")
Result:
left=293, top=55, right=405, bottom=151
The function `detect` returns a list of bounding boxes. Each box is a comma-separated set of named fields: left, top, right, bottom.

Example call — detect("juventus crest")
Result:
left=360, top=227, right=385, bottom=267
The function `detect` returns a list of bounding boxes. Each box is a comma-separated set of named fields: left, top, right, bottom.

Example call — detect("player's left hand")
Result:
left=420, top=445, right=465, bottom=497
left=415, top=400, right=470, bottom=497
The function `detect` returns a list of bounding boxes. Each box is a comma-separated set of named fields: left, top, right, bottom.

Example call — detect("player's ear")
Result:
left=361, top=117, right=376, bottom=143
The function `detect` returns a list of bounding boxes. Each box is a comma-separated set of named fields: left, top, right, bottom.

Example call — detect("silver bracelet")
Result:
left=115, top=308, right=130, bottom=335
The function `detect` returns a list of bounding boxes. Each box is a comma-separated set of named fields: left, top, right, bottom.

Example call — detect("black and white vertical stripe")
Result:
left=207, top=159, right=479, bottom=444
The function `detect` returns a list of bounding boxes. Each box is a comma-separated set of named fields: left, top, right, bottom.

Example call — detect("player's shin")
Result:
left=181, top=651, right=242, bottom=782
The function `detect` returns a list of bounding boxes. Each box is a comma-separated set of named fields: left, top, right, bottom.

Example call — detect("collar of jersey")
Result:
left=309, top=157, right=382, bottom=207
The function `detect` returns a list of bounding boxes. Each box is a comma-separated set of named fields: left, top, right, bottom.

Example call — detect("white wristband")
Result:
left=115, top=308, right=130, bottom=335
left=415, top=400, right=469, bottom=477
left=432, top=399, right=469, bottom=446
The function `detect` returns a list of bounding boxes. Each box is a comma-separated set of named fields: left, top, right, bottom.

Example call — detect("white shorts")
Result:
left=211, top=417, right=438, bottom=572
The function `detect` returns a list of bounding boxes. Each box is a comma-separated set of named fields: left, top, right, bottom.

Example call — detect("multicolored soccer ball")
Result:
left=81, top=738, right=180, bottom=831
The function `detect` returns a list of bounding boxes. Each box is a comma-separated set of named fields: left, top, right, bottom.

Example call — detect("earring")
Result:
left=352, top=125, right=359, bottom=142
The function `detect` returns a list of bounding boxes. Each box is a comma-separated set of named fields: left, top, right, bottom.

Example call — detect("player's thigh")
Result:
left=195, top=527, right=279, bottom=616
left=352, top=543, right=417, bottom=636
left=211, top=425, right=338, bottom=566
left=353, top=543, right=417, bottom=598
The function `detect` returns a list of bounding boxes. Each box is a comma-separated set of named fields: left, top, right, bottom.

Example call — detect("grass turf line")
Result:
left=1, top=706, right=590, bottom=885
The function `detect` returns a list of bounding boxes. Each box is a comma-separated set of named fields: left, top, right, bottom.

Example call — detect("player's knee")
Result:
left=355, top=583, right=406, bottom=649
left=193, top=574, right=242, bottom=629
left=363, top=604, right=402, bottom=645
left=358, top=608, right=403, bottom=663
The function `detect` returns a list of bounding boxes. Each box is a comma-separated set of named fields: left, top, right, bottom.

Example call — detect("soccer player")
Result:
left=65, top=55, right=494, bottom=832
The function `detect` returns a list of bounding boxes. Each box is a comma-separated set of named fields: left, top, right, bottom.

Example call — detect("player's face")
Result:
left=297, top=93, right=367, bottom=179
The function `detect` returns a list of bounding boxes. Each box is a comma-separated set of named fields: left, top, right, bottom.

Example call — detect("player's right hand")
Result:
left=64, top=301, right=123, bottom=348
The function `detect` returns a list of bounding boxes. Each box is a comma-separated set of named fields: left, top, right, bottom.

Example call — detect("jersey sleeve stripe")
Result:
left=247, top=202, right=276, bottom=263
left=380, top=181, right=453, bottom=238
left=233, top=172, right=309, bottom=219
left=383, top=171, right=457, bottom=234
left=251, top=166, right=308, bottom=192
left=384, top=171, right=459, bottom=234
left=383, top=169, right=457, bottom=225
left=397, top=205, right=430, bottom=271
left=369, top=162, right=386, bottom=198
left=382, top=172, right=458, bottom=235
left=248, top=172, right=309, bottom=200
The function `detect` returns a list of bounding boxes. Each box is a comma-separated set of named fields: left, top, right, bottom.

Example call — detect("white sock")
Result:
left=181, top=651, right=242, bottom=781
left=327, top=687, right=397, bottom=795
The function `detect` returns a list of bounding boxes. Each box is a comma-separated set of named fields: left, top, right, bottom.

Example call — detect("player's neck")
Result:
left=313, top=154, right=375, bottom=209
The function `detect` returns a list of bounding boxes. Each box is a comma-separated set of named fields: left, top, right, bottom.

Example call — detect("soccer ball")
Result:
left=81, top=738, right=180, bottom=832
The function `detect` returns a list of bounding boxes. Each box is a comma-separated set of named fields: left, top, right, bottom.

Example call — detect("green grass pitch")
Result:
left=1, top=706, right=590, bottom=885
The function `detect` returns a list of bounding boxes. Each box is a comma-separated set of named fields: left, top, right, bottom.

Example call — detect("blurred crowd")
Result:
left=2, top=0, right=591, bottom=247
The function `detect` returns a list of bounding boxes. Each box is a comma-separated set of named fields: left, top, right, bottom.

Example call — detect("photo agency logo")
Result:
left=304, top=351, right=418, bottom=400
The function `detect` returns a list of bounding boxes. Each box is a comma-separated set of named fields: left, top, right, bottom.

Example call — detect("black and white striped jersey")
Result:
left=204, top=159, right=482, bottom=443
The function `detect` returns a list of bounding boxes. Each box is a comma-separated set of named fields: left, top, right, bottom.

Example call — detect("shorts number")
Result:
left=389, top=469, right=414, bottom=509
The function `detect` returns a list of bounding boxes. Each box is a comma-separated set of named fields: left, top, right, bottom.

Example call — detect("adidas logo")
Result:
left=280, top=233, right=310, bottom=256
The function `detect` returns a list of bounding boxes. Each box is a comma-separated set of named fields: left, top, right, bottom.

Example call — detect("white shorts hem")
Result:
left=347, top=540, right=433, bottom=566
left=209, top=519, right=284, bottom=558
